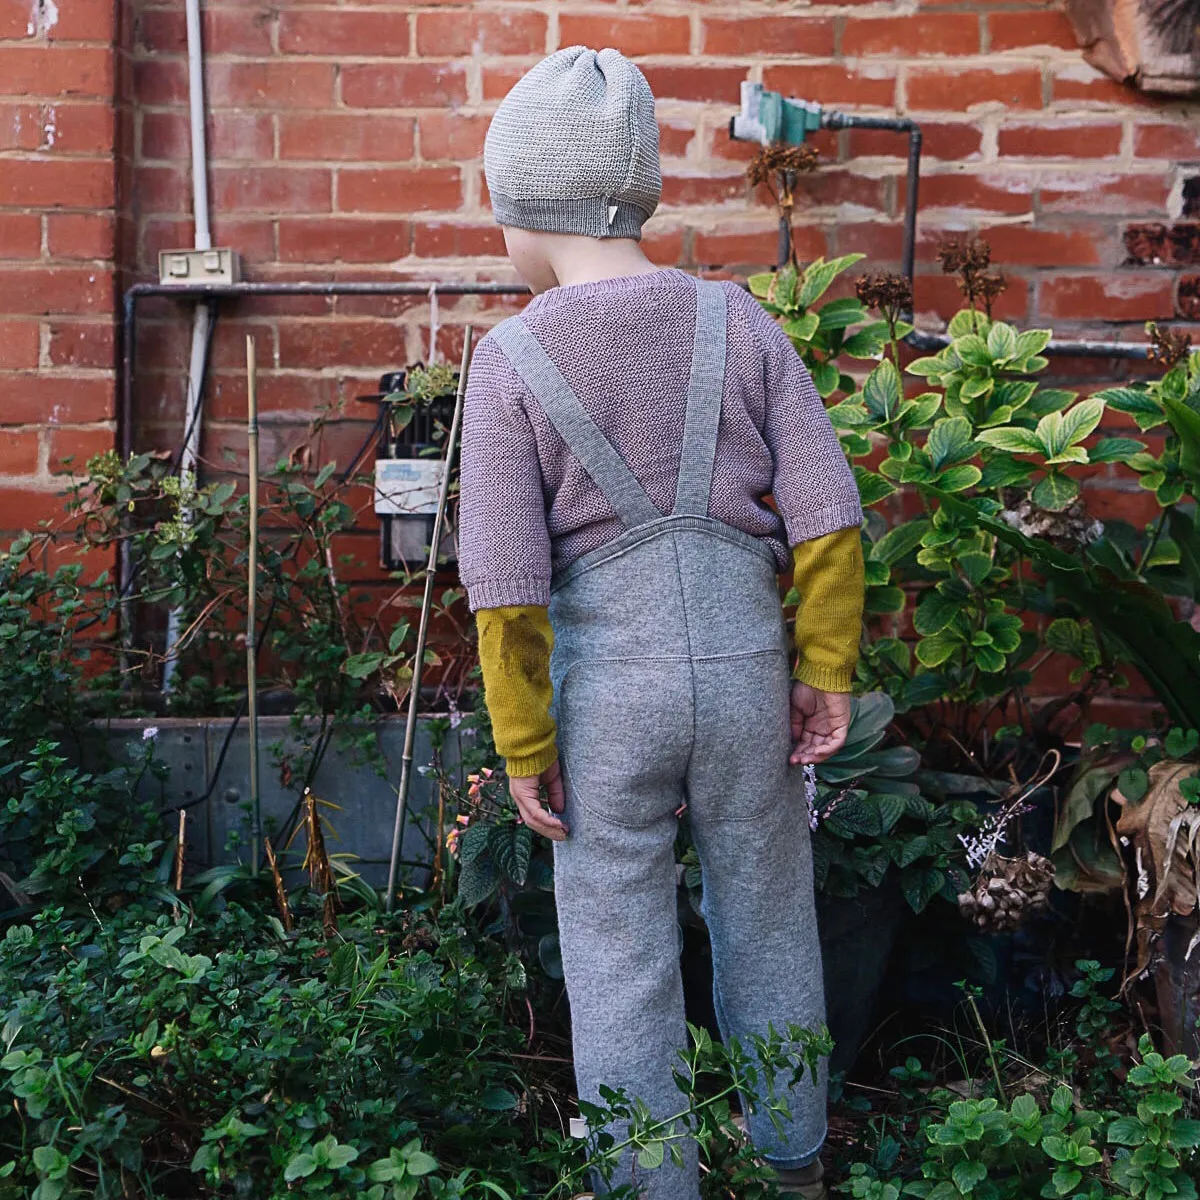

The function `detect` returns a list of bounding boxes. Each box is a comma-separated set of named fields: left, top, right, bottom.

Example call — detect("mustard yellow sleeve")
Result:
left=791, top=528, right=865, bottom=693
left=476, top=605, right=558, bottom=778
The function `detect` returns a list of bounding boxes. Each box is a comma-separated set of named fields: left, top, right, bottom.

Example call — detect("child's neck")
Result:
left=548, top=238, right=661, bottom=289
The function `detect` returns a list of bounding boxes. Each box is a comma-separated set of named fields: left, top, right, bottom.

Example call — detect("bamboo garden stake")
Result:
left=386, top=326, right=474, bottom=913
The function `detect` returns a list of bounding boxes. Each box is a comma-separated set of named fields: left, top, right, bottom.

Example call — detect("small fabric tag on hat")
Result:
left=607, top=204, right=618, bottom=225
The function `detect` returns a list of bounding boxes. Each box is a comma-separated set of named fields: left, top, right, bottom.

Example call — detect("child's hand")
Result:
left=509, top=759, right=569, bottom=841
left=789, top=683, right=851, bottom=765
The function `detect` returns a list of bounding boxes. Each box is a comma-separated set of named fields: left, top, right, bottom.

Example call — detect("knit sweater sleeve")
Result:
left=792, top=528, right=865, bottom=693
left=477, top=605, right=558, bottom=778
left=458, top=333, right=553, bottom=612
left=736, top=289, right=863, bottom=544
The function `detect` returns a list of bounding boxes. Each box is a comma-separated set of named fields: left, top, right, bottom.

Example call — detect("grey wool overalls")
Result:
left=492, top=279, right=828, bottom=1200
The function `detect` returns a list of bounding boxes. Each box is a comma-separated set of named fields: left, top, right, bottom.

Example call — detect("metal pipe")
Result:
left=245, top=334, right=262, bottom=877
left=385, top=326, right=474, bottom=913
left=905, top=326, right=1151, bottom=360
left=121, top=282, right=528, bottom=476
left=164, top=0, right=214, bottom=694
left=184, top=0, right=211, bottom=254
left=822, top=112, right=923, bottom=296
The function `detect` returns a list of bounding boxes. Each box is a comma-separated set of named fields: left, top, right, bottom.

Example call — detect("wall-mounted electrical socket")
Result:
left=158, top=248, right=243, bottom=287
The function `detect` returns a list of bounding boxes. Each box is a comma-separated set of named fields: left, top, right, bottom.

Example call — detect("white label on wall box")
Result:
left=374, top=458, right=445, bottom=516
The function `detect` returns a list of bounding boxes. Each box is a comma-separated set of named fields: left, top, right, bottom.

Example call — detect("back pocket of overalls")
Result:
left=557, top=658, right=692, bottom=830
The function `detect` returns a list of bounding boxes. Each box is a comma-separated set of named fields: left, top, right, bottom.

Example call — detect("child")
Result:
left=458, top=47, right=865, bottom=1200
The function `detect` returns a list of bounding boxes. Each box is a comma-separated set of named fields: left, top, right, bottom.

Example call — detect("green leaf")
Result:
left=914, top=590, right=960, bottom=636
left=811, top=360, right=840, bottom=398
left=1051, top=1166, right=1082, bottom=1195
left=979, top=456, right=1035, bottom=489
left=854, top=466, right=897, bottom=507
left=987, top=322, right=1018, bottom=361
left=916, top=630, right=960, bottom=668
left=770, top=264, right=799, bottom=309
left=906, top=355, right=946, bottom=378
left=956, top=334, right=993, bottom=367
left=748, top=272, right=775, bottom=299
left=343, top=652, right=387, bottom=680
left=1169, top=1119, right=1200, bottom=1148
left=478, top=1085, right=519, bottom=1111
left=976, top=427, right=1043, bottom=455
left=637, top=1141, right=666, bottom=1171
left=1032, top=472, right=1079, bottom=511
left=488, top=824, right=532, bottom=886
left=783, top=312, right=821, bottom=343
left=952, top=1161, right=988, bottom=1193
left=864, top=359, right=903, bottom=421
left=926, top=417, right=976, bottom=471
left=1026, top=387, right=1077, bottom=418
left=872, top=519, right=931, bottom=566
left=949, top=308, right=990, bottom=338
left=457, top=853, right=498, bottom=907
left=457, top=821, right=490, bottom=867
left=960, top=375, right=995, bottom=401
left=1162, top=393, right=1200, bottom=477
left=799, top=253, right=865, bottom=308
left=285, top=1152, right=318, bottom=1182
left=1118, top=766, right=1149, bottom=802
left=1089, top=437, right=1146, bottom=463
left=1108, top=1116, right=1147, bottom=1145
left=326, top=1144, right=359, bottom=1170
left=828, top=401, right=873, bottom=430
left=936, top=464, right=983, bottom=493
left=1060, top=397, right=1106, bottom=447
left=817, top=297, right=868, bottom=330
left=865, top=586, right=906, bottom=614
left=1014, top=329, right=1052, bottom=361
left=959, top=552, right=993, bottom=586
left=842, top=329, right=887, bottom=359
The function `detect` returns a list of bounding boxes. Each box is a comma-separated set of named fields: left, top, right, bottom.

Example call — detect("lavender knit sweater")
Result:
left=459, top=269, right=862, bottom=612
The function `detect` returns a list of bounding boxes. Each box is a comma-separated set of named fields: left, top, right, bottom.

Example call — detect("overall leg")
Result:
left=554, top=660, right=699, bottom=1200
left=686, top=652, right=829, bottom=1170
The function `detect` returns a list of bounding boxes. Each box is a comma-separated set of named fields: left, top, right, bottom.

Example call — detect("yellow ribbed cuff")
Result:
left=794, top=657, right=854, bottom=693
left=505, top=746, right=560, bottom=779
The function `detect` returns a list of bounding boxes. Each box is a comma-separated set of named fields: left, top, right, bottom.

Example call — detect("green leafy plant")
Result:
left=749, top=254, right=899, bottom=399
left=807, top=693, right=976, bottom=912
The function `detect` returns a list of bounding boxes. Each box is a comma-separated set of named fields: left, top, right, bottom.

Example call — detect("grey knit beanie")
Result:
left=484, top=46, right=661, bottom=241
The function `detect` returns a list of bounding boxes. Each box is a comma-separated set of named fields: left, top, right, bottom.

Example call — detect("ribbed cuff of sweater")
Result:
left=794, top=657, right=855, bottom=693
left=783, top=499, right=864, bottom=544
left=506, top=746, right=559, bottom=778
left=467, top=576, right=552, bottom=612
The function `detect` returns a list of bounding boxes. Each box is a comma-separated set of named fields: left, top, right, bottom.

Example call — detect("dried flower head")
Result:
left=1148, top=322, right=1193, bottom=370
left=855, top=272, right=913, bottom=320
left=974, top=272, right=1008, bottom=318
left=937, top=234, right=991, bottom=277
left=746, top=143, right=819, bottom=189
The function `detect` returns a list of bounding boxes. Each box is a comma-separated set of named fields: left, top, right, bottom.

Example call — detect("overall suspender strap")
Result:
left=672, top=279, right=728, bottom=518
left=490, top=317, right=662, bottom=531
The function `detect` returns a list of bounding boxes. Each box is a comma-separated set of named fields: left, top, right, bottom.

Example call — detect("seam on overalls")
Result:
left=551, top=514, right=778, bottom=593
left=557, top=649, right=782, bottom=672
left=668, top=531, right=699, bottom=787
left=558, top=726, right=679, bottom=833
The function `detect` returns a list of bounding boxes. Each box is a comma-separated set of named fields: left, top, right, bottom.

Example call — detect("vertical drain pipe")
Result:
left=163, top=0, right=214, bottom=694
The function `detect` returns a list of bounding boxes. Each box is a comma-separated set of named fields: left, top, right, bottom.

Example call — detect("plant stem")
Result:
left=964, top=990, right=1007, bottom=1104
left=1136, top=508, right=1170, bottom=580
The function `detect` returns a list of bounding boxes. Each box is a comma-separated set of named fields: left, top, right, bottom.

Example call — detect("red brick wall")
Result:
left=3, top=0, right=1200, bottom=549
left=0, top=0, right=121, bottom=531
